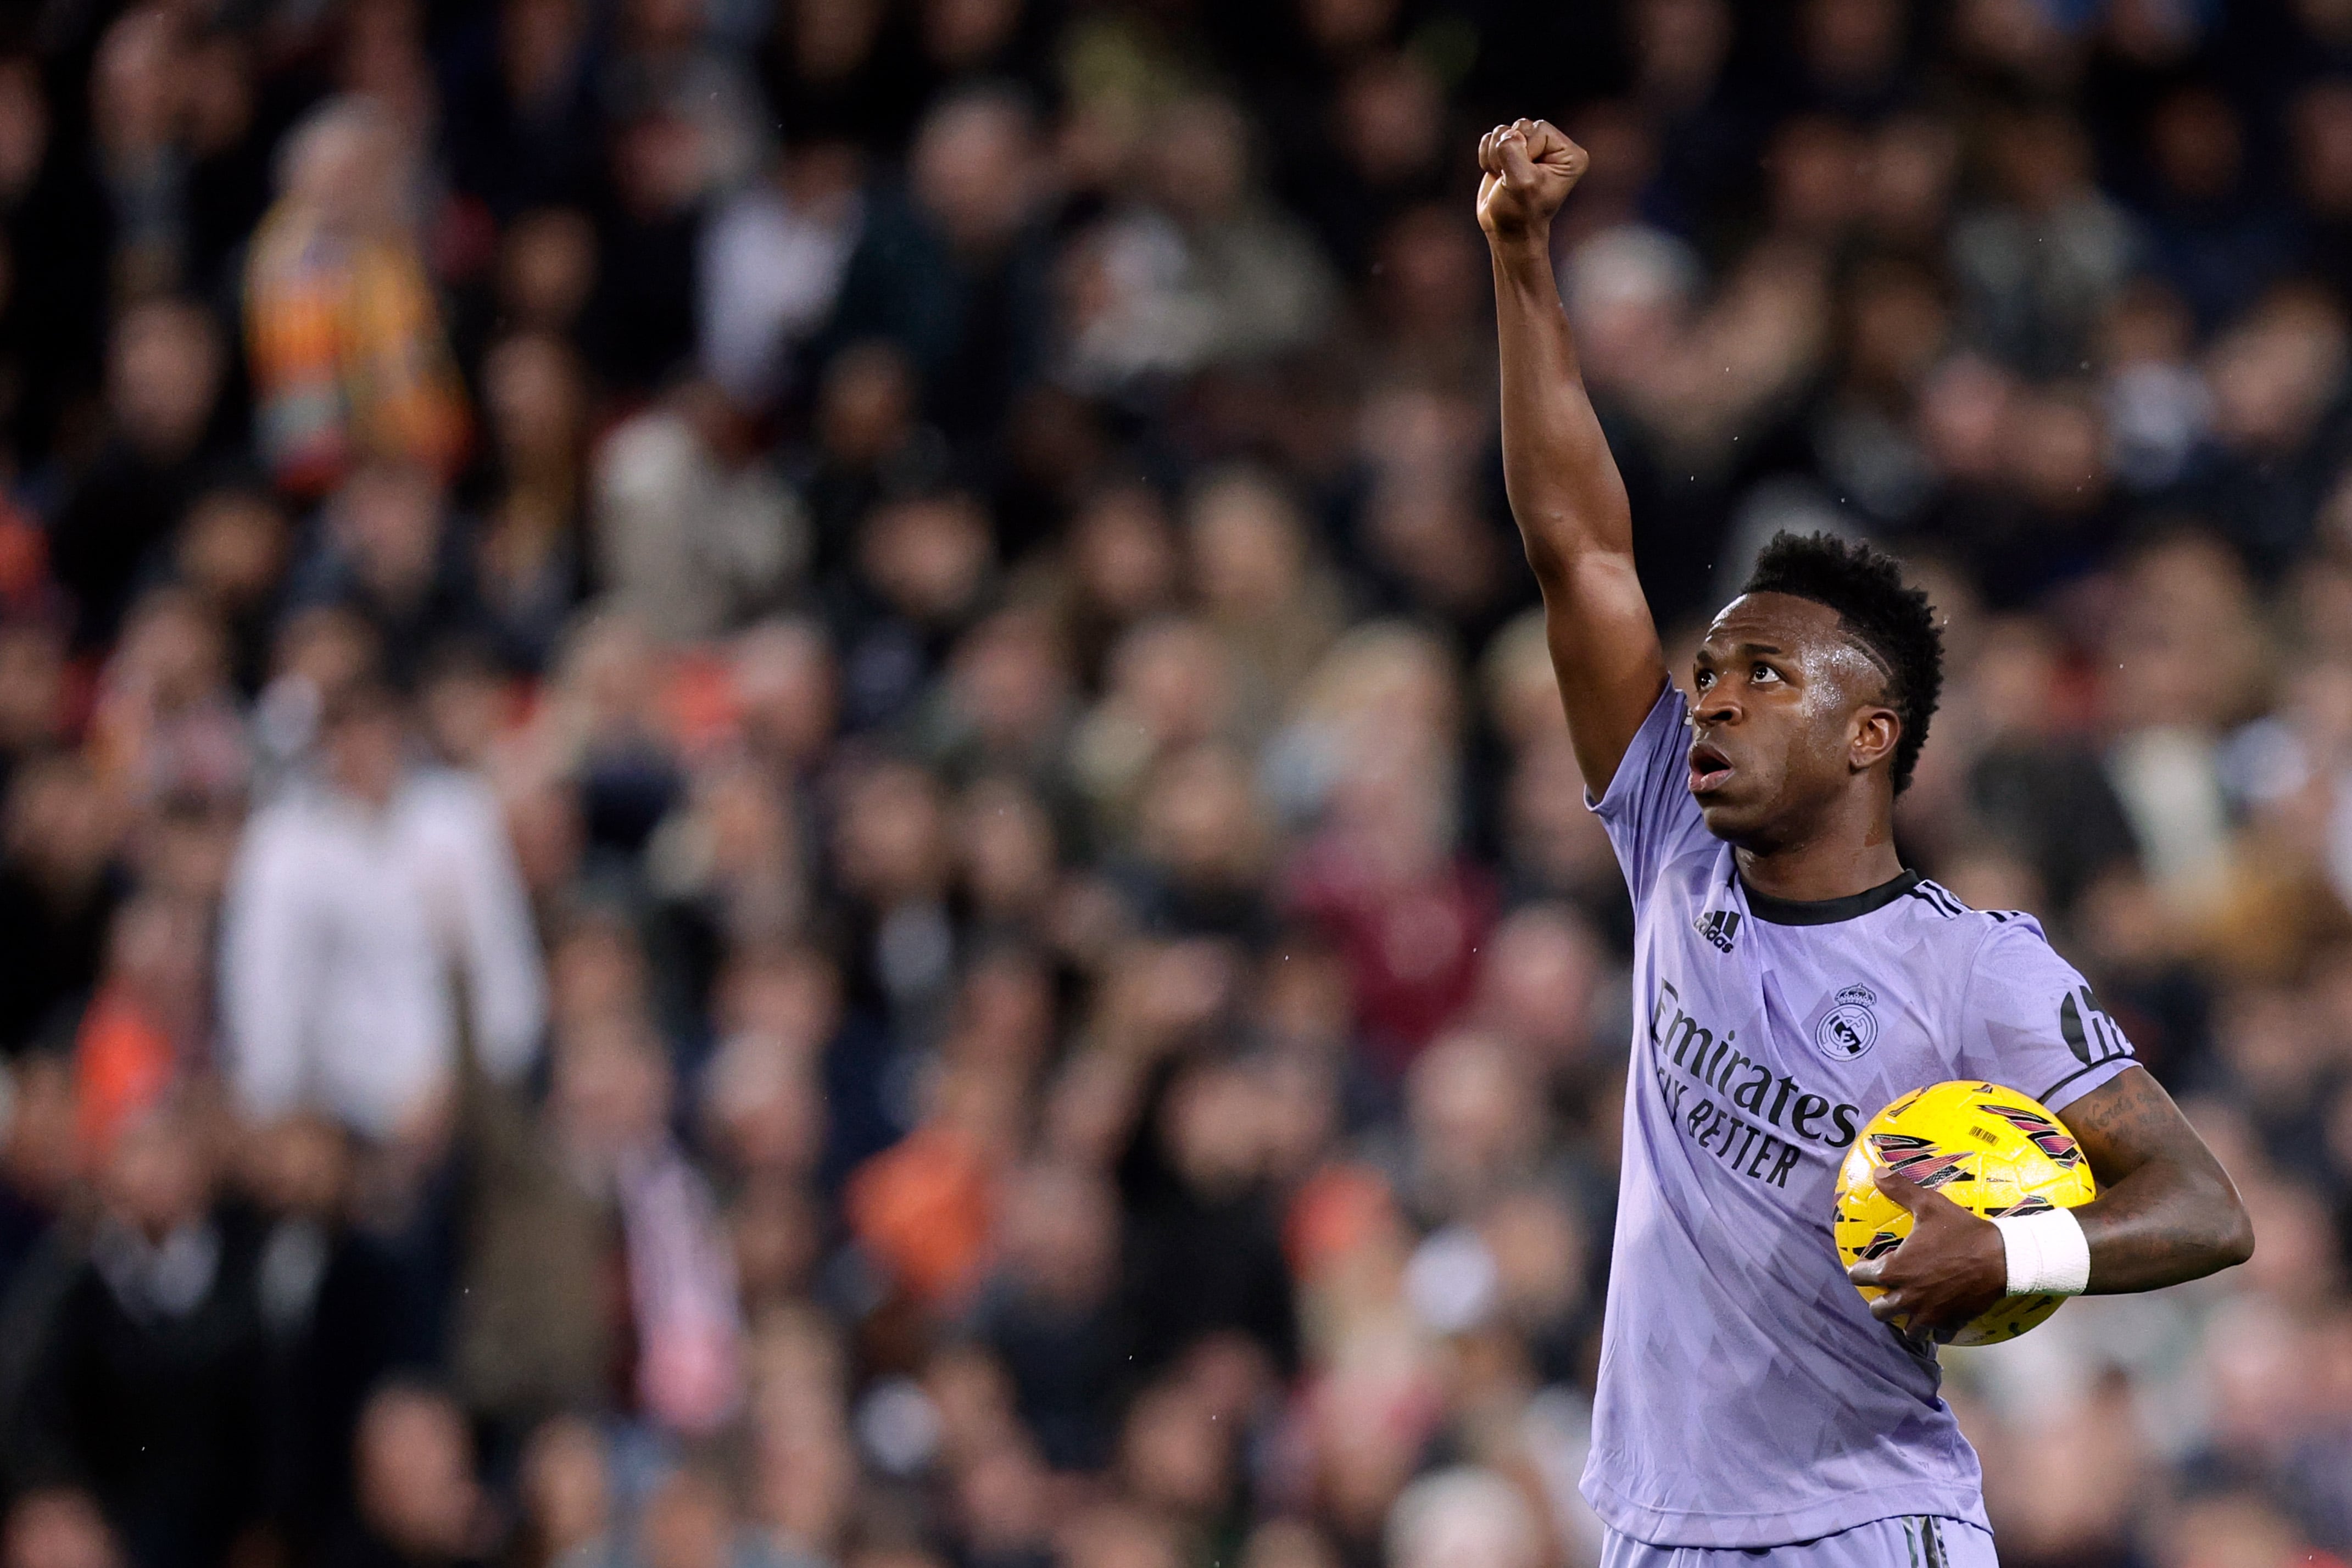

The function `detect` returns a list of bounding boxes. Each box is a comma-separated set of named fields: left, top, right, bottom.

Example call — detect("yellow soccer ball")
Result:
left=1832, top=1080, right=2098, bottom=1346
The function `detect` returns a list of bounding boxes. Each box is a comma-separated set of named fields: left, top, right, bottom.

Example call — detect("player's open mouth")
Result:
left=1687, top=741, right=1733, bottom=795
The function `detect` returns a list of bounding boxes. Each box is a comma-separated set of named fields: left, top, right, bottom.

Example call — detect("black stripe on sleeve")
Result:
left=2037, top=1057, right=2138, bottom=1106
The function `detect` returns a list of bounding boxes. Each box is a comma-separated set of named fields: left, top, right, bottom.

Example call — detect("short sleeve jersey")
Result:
left=1580, top=685, right=2139, bottom=1548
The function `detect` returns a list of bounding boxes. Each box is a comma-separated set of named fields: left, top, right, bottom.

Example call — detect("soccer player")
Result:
left=1477, top=119, right=2255, bottom=1567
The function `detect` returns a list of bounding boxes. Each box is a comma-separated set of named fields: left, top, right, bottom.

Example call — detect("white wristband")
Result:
left=1991, top=1208, right=2091, bottom=1297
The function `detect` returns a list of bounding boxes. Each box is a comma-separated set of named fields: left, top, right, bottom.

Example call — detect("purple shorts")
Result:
left=1601, top=1516, right=1998, bottom=1567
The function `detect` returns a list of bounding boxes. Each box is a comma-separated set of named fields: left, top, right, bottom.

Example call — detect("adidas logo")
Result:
left=1694, top=908, right=1741, bottom=953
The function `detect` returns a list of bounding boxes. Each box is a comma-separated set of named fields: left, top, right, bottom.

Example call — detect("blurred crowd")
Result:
left=0, top=0, right=2349, bottom=1566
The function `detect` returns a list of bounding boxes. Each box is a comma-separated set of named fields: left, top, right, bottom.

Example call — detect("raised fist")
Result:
left=1476, top=119, right=1589, bottom=245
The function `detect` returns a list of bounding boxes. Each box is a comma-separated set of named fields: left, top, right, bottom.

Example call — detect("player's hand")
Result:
left=1845, top=1163, right=2008, bottom=1343
left=1476, top=120, right=1588, bottom=247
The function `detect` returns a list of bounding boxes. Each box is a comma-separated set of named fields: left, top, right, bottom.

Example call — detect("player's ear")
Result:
left=1851, top=706, right=1900, bottom=774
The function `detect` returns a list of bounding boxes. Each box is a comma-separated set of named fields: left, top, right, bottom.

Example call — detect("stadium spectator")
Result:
left=10, top=1106, right=269, bottom=1568
left=49, top=301, right=233, bottom=654
left=0, top=756, right=126, bottom=1059
left=339, top=1383, right=492, bottom=1568
left=219, top=678, right=544, bottom=1143
left=245, top=98, right=470, bottom=498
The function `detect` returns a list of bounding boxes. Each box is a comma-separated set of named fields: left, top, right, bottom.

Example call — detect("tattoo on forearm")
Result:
left=2060, top=1067, right=2252, bottom=1293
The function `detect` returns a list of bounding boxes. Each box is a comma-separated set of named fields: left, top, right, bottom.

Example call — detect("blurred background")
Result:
left=0, top=0, right=2344, bottom=1566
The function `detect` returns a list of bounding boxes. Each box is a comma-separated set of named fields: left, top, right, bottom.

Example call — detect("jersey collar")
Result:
left=1737, top=866, right=1921, bottom=926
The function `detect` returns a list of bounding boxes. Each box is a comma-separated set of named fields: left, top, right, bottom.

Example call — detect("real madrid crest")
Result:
left=1814, top=983, right=1879, bottom=1061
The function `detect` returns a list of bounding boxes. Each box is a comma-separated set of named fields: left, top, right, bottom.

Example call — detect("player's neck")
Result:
left=1733, top=825, right=1905, bottom=905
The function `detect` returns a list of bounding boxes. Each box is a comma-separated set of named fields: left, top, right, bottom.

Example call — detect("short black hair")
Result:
left=1740, top=531, right=1943, bottom=795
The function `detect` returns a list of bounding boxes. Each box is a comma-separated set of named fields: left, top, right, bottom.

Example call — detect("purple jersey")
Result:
left=1580, top=685, right=2139, bottom=1548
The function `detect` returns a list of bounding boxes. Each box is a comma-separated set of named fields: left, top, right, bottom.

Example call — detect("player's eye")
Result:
left=1752, top=662, right=1780, bottom=684
left=1693, top=668, right=1714, bottom=690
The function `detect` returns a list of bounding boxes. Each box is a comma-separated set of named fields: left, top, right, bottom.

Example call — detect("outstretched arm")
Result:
left=1851, top=1066, right=2254, bottom=1338
left=1479, top=119, right=1667, bottom=797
